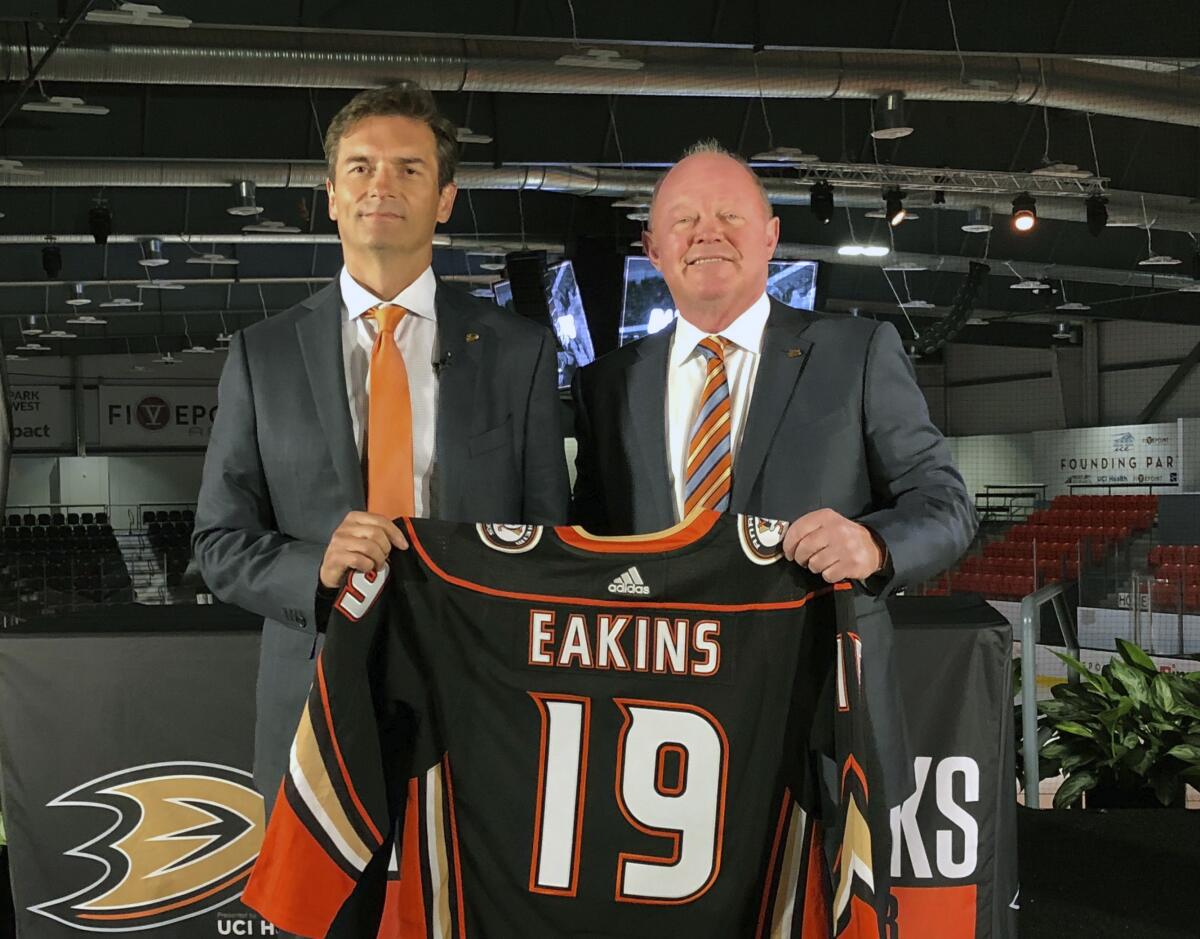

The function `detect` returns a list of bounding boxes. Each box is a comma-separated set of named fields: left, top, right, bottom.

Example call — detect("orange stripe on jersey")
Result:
left=242, top=783, right=355, bottom=937
left=443, top=757, right=469, bottom=938
left=555, top=508, right=721, bottom=554
left=393, top=778, right=429, bottom=939
left=754, top=793, right=792, bottom=939
left=800, top=823, right=831, bottom=939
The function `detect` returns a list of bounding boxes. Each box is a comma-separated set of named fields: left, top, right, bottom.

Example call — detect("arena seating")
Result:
left=0, top=510, right=132, bottom=609
left=927, top=494, right=1156, bottom=601
left=1146, top=543, right=1200, bottom=612
left=143, top=509, right=196, bottom=588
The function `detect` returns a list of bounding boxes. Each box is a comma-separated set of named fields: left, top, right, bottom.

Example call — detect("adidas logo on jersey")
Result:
left=608, top=566, right=650, bottom=595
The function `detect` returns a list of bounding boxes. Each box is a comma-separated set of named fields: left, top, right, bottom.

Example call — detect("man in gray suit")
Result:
left=571, top=141, right=977, bottom=794
left=194, top=82, right=569, bottom=820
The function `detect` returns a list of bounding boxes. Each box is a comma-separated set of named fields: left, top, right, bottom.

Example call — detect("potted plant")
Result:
left=1036, top=639, right=1200, bottom=808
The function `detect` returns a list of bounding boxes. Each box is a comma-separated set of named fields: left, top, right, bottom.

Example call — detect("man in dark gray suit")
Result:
left=194, top=82, right=568, bottom=823
left=572, top=142, right=977, bottom=798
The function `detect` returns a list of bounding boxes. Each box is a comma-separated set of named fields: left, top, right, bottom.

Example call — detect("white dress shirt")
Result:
left=666, top=292, right=771, bottom=521
left=338, top=265, right=439, bottom=518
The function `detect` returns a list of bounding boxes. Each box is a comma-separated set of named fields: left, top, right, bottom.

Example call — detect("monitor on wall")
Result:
left=492, top=260, right=597, bottom=390
left=617, top=257, right=819, bottom=346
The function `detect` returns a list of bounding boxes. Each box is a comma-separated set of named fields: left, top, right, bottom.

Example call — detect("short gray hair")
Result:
left=647, top=139, right=773, bottom=224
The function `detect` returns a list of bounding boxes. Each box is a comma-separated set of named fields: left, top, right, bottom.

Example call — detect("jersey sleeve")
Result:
left=243, top=561, right=415, bottom=938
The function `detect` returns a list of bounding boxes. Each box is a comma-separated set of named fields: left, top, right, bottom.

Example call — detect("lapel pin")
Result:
left=465, top=332, right=480, bottom=343
left=786, top=348, right=804, bottom=358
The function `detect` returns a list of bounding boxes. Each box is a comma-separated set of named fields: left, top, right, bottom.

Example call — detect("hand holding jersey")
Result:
left=319, top=512, right=408, bottom=589
left=783, top=508, right=886, bottom=584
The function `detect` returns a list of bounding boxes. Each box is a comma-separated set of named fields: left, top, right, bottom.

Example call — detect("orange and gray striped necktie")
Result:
left=365, top=303, right=415, bottom=519
left=683, top=335, right=733, bottom=515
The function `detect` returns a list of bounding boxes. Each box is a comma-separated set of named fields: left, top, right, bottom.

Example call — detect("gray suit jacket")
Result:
left=571, top=301, right=978, bottom=791
left=193, top=279, right=569, bottom=801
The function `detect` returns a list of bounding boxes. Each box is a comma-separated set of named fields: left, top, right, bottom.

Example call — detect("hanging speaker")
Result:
left=504, top=251, right=552, bottom=332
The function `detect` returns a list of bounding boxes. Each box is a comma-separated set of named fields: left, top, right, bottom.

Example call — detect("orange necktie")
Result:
left=365, top=303, right=415, bottom=519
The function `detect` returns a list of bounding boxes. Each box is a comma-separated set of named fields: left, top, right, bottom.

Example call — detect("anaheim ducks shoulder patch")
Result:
left=477, top=522, right=542, bottom=554
left=738, top=514, right=789, bottom=565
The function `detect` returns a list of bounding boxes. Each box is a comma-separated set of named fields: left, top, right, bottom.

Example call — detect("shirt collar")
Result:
left=339, top=265, right=438, bottom=323
left=670, top=291, right=771, bottom=369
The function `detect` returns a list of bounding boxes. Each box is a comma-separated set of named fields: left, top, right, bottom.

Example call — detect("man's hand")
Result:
left=319, top=511, right=409, bottom=589
left=782, top=509, right=884, bottom=583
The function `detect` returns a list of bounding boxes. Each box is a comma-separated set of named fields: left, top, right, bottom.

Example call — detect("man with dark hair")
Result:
left=194, top=81, right=568, bottom=932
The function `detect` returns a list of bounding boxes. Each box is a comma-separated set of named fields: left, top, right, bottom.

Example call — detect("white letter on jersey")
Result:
left=615, top=700, right=728, bottom=904
left=558, top=614, right=594, bottom=668
left=690, top=621, right=720, bottom=676
left=596, top=616, right=630, bottom=670
left=935, top=757, right=979, bottom=879
left=334, top=565, right=390, bottom=621
left=529, top=611, right=556, bottom=666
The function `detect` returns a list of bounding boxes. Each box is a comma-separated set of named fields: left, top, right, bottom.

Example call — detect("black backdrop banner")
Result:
left=887, top=595, right=1019, bottom=939
left=0, top=605, right=275, bottom=938
left=0, top=599, right=1017, bottom=938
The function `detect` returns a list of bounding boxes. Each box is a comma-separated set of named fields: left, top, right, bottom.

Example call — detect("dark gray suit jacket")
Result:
left=571, top=301, right=977, bottom=791
left=193, top=279, right=569, bottom=802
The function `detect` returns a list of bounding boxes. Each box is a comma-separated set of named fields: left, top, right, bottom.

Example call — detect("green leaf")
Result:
left=1054, top=652, right=1114, bottom=696
left=1109, top=660, right=1150, bottom=703
left=1116, top=638, right=1158, bottom=674
left=1152, top=675, right=1178, bottom=715
left=1057, top=721, right=1096, bottom=739
left=1167, top=744, right=1200, bottom=764
left=1152, top=775, right=1181, bottom=806
left=1053, top=769, right=1099, bottom=808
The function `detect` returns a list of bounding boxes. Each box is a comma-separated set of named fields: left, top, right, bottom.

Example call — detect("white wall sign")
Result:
left=1033, top=422, right=1179, bottom=492
left=7, top=386, right=74, bottom=449
left=98, top=386, right=217, bottom=448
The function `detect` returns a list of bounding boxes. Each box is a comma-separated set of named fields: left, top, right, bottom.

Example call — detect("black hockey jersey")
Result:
left=243, top=512, right=890, bottom=938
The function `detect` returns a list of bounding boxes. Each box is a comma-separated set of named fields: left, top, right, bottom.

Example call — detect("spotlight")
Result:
left=1011, top=193, right=1037, bottom=233
left=870, top=91, right=913, bottom=140
left=1085, top=194, right=1108, bottom=237
left=88, top=201, right=113, bottom=244
left=810, top=180, right=834, bottom=224
left=41, top=241, right=63, bottom=278
left=884, top=189, right=907, bottom=227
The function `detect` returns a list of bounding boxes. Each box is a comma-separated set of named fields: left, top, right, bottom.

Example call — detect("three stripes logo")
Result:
left=607, top=566, right=650, bottom=596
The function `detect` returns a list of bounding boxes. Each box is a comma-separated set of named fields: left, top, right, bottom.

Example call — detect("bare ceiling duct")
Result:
left=4, top=26, right=1200, bottom=126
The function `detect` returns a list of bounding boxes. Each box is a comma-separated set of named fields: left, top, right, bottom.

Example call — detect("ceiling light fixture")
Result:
left=1056, top=282, right=1091, bottom=311
left=85, top=2, right=192, bottom=27
left=809, top=180, right=834, bottom=224
left=100, top=296, right=143, bottom=309
left=242, top=219, right=301, bottom=234
left=1085, top=194, right=1108, bottom=236
left=554, top=48, right=644, bottom=71
left=65, top=283, right=91, bottom=306
left=186, top=252, right=239, bottom=266
left=20, top=315, right=43, bottom=336
left=456, top=128, right=493, bottom=145
left=961, top=205, right=993, bottom=233
left=870, top=91, right=913, bottom=140
left=138, top=238, right=169, bottom=267
left=750, top=146, right=819, bottom=163
left=227, top=180, right=263, bottom=217
left=67, top=312, right=107, bottom=325
left=882, top=261, right=929, bottom=272
left=837, top=244, right=890, bottom=258
left=21, top=96, right=110, bottom=116
left=1011, top=193, right=1037, bottom=233
left=1052, top=322, right=1075, bottom=340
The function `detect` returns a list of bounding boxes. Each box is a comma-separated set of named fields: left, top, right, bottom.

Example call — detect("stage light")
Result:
left=88, top=201, right=113, bottom=244
left=809, top=180, right=834, bottom=224
left=41, top=241, right=62, bottom=278
left=1086, top=194, right=1108, bottom=237
left=961, top=206, right=993, bottom=233
left=1011, top=193, right=1037, bottom=233
left=884, top=189, right=907, bottom=227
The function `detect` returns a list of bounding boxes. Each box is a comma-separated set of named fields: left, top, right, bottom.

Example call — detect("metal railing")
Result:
left=1020, top=582, right=1080, bottom=809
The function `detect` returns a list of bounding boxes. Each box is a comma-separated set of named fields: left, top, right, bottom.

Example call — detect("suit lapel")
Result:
left=733, top=301, right=817, bottom=508
left=624, top=324, right=675, bottom=529
left=295, top=282, right=365, bottom=507
left=431, top=282, right=484, bottom=517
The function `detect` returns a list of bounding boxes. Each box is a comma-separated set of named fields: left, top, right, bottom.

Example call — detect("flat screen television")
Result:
left=618, top=257, right=819, bottom=346
left=492, top=260, right=596, bottom=390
